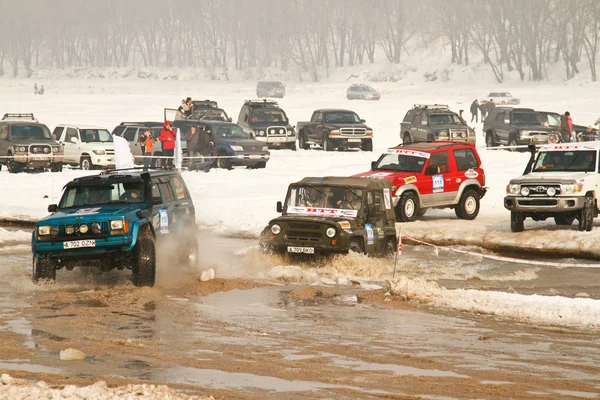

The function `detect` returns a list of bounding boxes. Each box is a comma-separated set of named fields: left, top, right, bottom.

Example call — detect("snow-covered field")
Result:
left=2, top=79, right=600, bottom=333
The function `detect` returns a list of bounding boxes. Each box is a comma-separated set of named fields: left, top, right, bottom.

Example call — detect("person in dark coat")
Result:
left=184, top=125, right=200, bottom=170
left=479, top=101, right=488, bottom=122
left=560, top=111, right=573, bottom=142
left=197, top=127, right=214, bottom=172
left=470, top=100, right=479, bottom=123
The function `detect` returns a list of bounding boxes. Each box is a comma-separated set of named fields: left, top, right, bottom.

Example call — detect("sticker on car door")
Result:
left=383, top=188, right=391, bottom=209
left=365, top=224, right=375, bottom=245
left=432, top=174, right=444, bottom=193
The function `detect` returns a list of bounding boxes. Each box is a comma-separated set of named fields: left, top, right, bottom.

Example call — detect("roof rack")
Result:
left=99, top=166, right=175, bottom=175
left=413, top=104, right=449, bottom=110
left=118, top=121, right=163, bottom=127
left=244, top=99, right=279, bottom=107
left=1, top=113, right=38, bottom=122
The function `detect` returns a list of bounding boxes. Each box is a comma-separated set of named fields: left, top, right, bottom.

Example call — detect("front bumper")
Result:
left=33, top=235, right=133, bottom=257
left=230, top=152, right=270, bottom=166
left=330, top=136, right=371, bottom=146
left=92, top=154, right=116, bottom=167
left=504, top=196, right=586, bottom=212
left=13, top=153, right=64, bottom=166
left=254, top=136, right=296, bottom=145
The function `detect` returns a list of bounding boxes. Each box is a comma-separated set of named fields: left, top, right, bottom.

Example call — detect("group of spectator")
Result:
left=470, top=99, right=495, bottom=123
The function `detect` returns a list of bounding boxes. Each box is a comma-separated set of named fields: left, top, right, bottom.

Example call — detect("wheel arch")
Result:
left=394, top=185, right=423, bottom=208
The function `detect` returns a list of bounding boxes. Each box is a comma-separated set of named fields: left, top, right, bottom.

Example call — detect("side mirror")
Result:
left=70, top=137, right=78, bottom=144
left=276, top=201, right=283, bottom=213
left=426, top=165, right=439, bottom=175
left=359, top=119, right=366, bottom=123
left=48, top=204, right=57, bottom=213
left=371, top=161, right=377, bottom=170
left=228, top=117, right=232, bottom=122
left=421, top=120, right=428, bottom=126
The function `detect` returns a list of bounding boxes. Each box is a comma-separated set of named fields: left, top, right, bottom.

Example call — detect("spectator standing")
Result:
left=158, top=121, right=176, bottom=167
left=479, top=100, right=488, bottom=122
left=178, top=97, right=193, bottom=119
left=184, top=125, right=201, bottom=171
left=560, top=111, right=573, bottom=142
left=470, top=100, right=479, bottom=123
left=139, top=128, right=154, bottom=170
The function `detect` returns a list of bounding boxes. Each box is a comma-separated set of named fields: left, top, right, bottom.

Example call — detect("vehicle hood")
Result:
left=429, top=124, right=470, bottom=130
left=354, top=170, right=419, bottom=184
left=79, top=142, right=115, bottom=150
left=324, top=122, right=370, bottom=129
left=217, top=138, right=266, bottom=147
left=250, top=122, right=292, bottom=129
left=11, top=138, right=60, bottom=145
left=512, top=124, right=556, bottom=132
left=268, top=215, right=357, bottom=226
left=510, top=171, right=592, bottom=184
left=38, top=204, right=145, bottom=224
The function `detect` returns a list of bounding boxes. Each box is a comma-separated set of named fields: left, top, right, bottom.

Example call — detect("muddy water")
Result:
left=1, top=226, right=600, bottom=399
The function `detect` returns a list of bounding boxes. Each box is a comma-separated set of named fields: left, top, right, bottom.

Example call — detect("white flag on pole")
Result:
left=174, top=127, right=182, bottom=170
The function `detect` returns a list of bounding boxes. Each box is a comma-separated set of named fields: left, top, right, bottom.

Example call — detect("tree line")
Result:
left=1, top=0, right=599, bottom=82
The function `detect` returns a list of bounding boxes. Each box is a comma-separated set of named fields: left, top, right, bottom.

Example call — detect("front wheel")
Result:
left=33, top=256, right=56, bottom=283
left=51, top=163, right=63, bottom=173
left=510, top=211, right=524, bottom=232
left=215, top=151, right=232, bottom=170
left=299, top=132, right=310, bottom=150
left=80, top=156, right=92, bottom=170
left=323, top=136, right=335, bottom=152
left=152, top=152, right=164, bottom=168
left=486, top=132, right=495, bottom=148
left=395, top=192, right=418, bottom=222
left=507, top=137, right=517, bottom=152
left=578, top=197, right=594, bottom=232
left=7, top=154, right=23, bottom=173
left=348, top=238, right=365, bottom=255
left=361, top=139, right=373, bottom=152
left=403, top=133, right=412, bottom=145
left=132, top=234, right=156, bottom=287
left=288, top=142, right=297, bottom=151
left=455, top=189, right=480, bottom=220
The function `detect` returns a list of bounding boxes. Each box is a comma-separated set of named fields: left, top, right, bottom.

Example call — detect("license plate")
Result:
left=347, top=138, right=362, bottom=143
left=249, top=155, right=262, bottom=159
left=532, top=136, right=544, bottom=142
left=287, top=246, right=315, bottom=254
left=64, top=239, right=96, bottom=249
left=32, top=156, right=49, bottom=161
left=270, top=137, right=286, bottom=142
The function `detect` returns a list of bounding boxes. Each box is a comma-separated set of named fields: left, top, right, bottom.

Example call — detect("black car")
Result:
left=190, top=100, right=231, bottom=122
left=484, top=107, right=561, bottom=149
left=237, top=100, right=296, bottom=150
left=538, top=111, right=598, bottom=141
left=400, top=104, right=475, bottom=144
left=257, top=81, right=285, bottom=98
left=171, top=120, right=270, bottom=170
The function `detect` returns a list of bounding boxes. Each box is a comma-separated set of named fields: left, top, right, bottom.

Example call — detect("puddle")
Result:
left=331, top=358, right=469, bottom=378
left=31, top=329, right=65, bottom=342
left=0, top=362, right=62, bottom=374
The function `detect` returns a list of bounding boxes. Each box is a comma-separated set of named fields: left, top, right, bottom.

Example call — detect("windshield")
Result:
left=543, top=113, right=560, bottom=127
left=500, top=92, right=513, bottom=97
left=192, top=108, right=229, bottom=121
left=533, top=150, right=597, bottom=173
left=261, top=82, right=284, bottom=90
left=374, top=153, right=426, bottom=172
left=513, top=113, right=544, bottom=125
left=361, top=86, right=377, bottom=93
left=214, top=125, right=248, bottom=139
left=11, top=125, right=52, bottom=140
left=80, top=129, right=113, bottom=143
left=59, top=181, right=145, bottom=208
left=429, top=114, right=461, bottom=125
left=286, top=185, right=364, bottom=216
left=250, top=108, right=288, bottom=123
left=324, top=112, right=361, bottom=124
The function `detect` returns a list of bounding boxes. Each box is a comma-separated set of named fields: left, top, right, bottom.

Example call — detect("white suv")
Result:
left=52, top=125, right=115, bottom=170
left=504, top=143, right=600, bottom=232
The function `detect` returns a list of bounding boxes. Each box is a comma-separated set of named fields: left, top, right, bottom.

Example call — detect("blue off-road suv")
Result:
left=31, top=169, right=198, bottom=286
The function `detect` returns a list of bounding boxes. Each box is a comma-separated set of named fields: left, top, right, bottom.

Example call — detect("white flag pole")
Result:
left=174, top=127, right=182, bottom=170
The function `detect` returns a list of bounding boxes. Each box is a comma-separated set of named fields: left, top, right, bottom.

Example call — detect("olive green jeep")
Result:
left=260, top=177, right=397, bottom=257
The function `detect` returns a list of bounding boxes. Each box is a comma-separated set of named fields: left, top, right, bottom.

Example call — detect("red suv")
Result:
left=354, top=141, right=487, bottom=221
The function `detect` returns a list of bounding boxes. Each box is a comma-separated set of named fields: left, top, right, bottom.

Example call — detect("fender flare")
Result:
left=394, top=184, right=423, bottom=208
left=125, top=220, right=155, bottom=251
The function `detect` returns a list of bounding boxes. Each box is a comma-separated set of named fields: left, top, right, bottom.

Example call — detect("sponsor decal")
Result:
left=367, top=172, right=393, bottom=179
left=339, top=220, right=352, bottom=233
left=288, top=206, right=358, bottom=218
left=432, top=174, right=444, bottom=193
left=159, top=209, right=169, bottom=234
left=403, top=176, right=417, bottom=184
left=73, top=207, right=101, bottom=215
left=383, top=188, right=392, bottom=209
left=386, top=148, right=431, bottom=159
left=176, top=188, right=185, bottom=199
left=377, top=228, right=384, bottom=239
left=365, top=224, right=374, bottom=245
left=465, top=169, right=479, bottom=179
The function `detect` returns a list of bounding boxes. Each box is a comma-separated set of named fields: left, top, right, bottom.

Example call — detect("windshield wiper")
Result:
left=344, top=186, right=360, bottom=198
left=307, top=185, right=327, bottom=197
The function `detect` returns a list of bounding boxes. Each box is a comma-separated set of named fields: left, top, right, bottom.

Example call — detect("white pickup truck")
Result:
left=52, top=125, right=116, bottom=170
left=504, top=143, right=600, bottom=232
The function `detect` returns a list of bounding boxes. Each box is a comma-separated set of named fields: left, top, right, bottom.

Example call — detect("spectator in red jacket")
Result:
left=158, top=121, right=176, bottom=167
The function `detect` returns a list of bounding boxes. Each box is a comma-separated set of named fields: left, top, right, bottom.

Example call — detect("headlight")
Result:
left=230, top=145, right=244, bottom=152
left=278, top=129, right=285, bottom=134
left=271, top=224, right=281, bottom=235
left=365, top=130, right=373, bottom=136
left=52, top=146, right=62, bottom=153
left=258, top=130, right=265, bottom=136
left=507, top=184, right=521, bottom=195
left=438, top=130, right=449, bottom=138
left=17, top=146, right=27, bottom=152
left=520, top=187, right=530, bottom=196
left=43, top=147, right=50, bottom=153
left=326, top=227, right=336, bottom=238
left=269, top=128, right=276, bottom=134
left=561, top=183, right=583, bottom=194
left=65, top=225, right=75, bottom=235
left=547, top=187, right=556, bottom=196
left=110, top=220, right=124, bottom=230
left=288, top=130, right=295, bottom=136
left=518, top=130, right=531, bottom=138
left=91, top=222, right=102, bottom=234
left=330, top=130, right=340, bottom=136
left=38, top=226, right=51, bottom=235
left=93, top=150, right=105, bottom=155
left=468, top=129, right=475, bottom=137
left=79, top=224, right=89, bottom=234
left=262, top=146, right=268, bottom=152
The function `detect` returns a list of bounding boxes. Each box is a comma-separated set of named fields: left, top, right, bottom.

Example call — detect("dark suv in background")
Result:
left=400, top=104, right=475, bottom=144
left=484, top=107, right=561, bottom=149
left=256, top=81, right=285, bottom=98
left=237, top=100, right=296, bottom=150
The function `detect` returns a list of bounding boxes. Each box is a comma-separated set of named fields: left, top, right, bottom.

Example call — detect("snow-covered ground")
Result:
left=2, top=79, right=600, bottom=333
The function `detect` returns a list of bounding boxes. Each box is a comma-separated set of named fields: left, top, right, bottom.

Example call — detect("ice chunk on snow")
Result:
left=59, top=348, right=86, bottom=361
left=113, top=135, right=134, bottom=169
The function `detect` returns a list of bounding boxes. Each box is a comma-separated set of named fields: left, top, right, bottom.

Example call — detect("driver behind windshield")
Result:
left=301, top=188, right=324, bottom=207
left=120, top=183, right=145, bottom=202
left=336, top=190, right=361, bottom=210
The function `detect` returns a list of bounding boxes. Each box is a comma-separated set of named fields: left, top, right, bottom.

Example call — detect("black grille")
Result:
left=56, top=222, right=110, bottom=240
left=287, top=231, right=322, bottom=241
left=340, top=128, right=366, bottom=135
left=522, top=185, right=561, bottom=196
left=517, top=199, right=558, bottom=206
left=288, top=222, right=320, bottom=230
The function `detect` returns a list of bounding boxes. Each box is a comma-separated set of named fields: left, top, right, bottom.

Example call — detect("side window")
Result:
left=0, top=126, right=8, bottom=140
left=412, top=113, right=421, bottom=126
left=158, top=182, right=175, bottom=203
left=238, top=107, right=248, bottom=123
left=428, top=151, right=449, bottom=174
left=495, top=112, right=505, bottom=124
left=372, top=191, right=383, bottom=214
left=453, top=149, right=479, bottom=171
left=52, top=127, right=64, bottom=140
left=403, top=111, right=412, bottom=122
left=170, top=176, right=188, bottom=200
left=311, top=112, right=321, bottom=122
left=112, top=126, right=125, bottom=137
left=123, top=127, right=138, bottom=142
left=66, top=127, right=79, bottom=142
left=151, top=182, right=162, bottom=204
